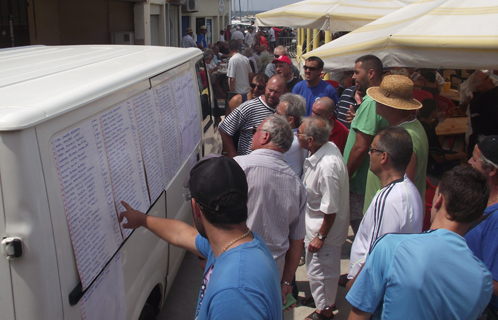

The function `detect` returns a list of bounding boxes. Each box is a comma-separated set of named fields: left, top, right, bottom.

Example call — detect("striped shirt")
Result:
left=219, top=96, right=275, bottom=155
left=234, top=149, right=306, bottom=278
left=334, top=86, right=359, bottom=129
left=348, top=175, right=423, bottom=279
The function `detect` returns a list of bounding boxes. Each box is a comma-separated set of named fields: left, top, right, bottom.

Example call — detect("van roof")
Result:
left=0, top=45, right=202, bottom=130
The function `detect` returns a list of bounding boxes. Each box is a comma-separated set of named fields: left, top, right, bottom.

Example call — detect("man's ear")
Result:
left=434, top=192, right=444, bottom=212
left=261, top=131, right=271, bottom=145
left=368, top=68, right=375, bottom=81
left=191, top=198, right=202, bottom=219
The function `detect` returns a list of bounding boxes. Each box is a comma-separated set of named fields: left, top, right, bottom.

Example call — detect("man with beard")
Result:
left=220, top=74, right=287, bottom=157
left=292, top=56, right=339, bottom=116
left=119, top=155, right=283, bottom=320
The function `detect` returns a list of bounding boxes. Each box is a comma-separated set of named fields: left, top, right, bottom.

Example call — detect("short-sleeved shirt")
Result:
left=195, top=233, right=283, bottom=320
left=245, top=32, right=254, bottom=47
left=347, top=229, right=493, bottom=320
left=334, top=86, right=359, bottom=129
left=235, top=149, right=306, bottom=277
left=329, top=118, right=349, bottom=155
left=302, top=142, right=349, bottom=246
left=227, top=52, right=252, bottom=94
left=197, top=34, right=207, bottom=48
left=343, top=95, right=388, bottom=195
left=285, top=128, right=308, bottom=178
left=219, top=96, right=274, bottom=155
left=363, top=118, right=428, bottom=213
left=292, top=80, right=339, bottom=116
left=465, top=203, right=498, bottom=309
left=348, top=175, right=423, bottom=279
left=231, top=30, right=245, bottom=41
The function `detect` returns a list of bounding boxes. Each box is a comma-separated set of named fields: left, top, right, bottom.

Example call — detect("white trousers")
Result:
left=305, top=244, right=341, bottom=310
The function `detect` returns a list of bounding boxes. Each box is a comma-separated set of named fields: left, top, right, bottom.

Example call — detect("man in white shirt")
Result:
left=245, top=26, right=255, bottom=48
left=298, top=116, right=349, bottom=320
left=268, top=27, right=276, bottom=51
left=226, top=39, right=253, bottom=94
left=347, top=126, right=423, bottom=283
left=231, top=26, right=245, bottom=47
left=181, top=28, right=197, bottom=48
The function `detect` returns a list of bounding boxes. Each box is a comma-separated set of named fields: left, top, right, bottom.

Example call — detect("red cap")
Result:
left=272, top=55, right=291, bottom=65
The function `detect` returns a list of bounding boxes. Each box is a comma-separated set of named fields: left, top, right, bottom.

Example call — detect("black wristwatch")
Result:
left=317, top=233, right=327, bottom=240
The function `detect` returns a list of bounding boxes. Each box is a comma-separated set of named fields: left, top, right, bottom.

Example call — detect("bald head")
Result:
left=264, top=74, right=287, bottom=108
left=311, top=97, right=335, bottom=124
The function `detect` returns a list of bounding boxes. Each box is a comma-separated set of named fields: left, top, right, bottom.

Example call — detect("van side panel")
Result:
left=0, top=128, right=62, bottom=320
left=0, top=170, right=15, bottom=320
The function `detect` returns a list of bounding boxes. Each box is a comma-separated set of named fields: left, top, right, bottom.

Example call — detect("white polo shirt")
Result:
left=302, top=142, right=350, bottom=246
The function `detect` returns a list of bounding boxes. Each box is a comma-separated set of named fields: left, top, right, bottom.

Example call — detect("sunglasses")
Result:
left=303, top=66, right=318, bottom=71
left=250, top=83, right=265, bottom=91
left=274, top=54, right=281, bottom=59
left=369, top=147, right=386, bottom=155
left=251, top=126, right=268, bottom=135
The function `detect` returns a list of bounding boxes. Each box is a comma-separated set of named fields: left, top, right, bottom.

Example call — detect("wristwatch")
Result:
left=317, top=233, right=327, bottom=240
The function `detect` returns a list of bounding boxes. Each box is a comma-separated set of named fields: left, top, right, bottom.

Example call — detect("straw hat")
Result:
left=367, top=75, right=422, bottom=110
left=200, top=25, right=207, bottom=30
left=186, top=27, right=193, bottom=34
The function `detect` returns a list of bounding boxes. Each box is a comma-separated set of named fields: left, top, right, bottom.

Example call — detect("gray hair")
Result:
left=261, top=115, right=293, bottom=152
left=243, top=47, right=253, bottom=58
left=301, top=117, right=331, bottom=145
left=203, top=52, right=212, bottom=60
left=279, top=93, right=306, bottom=126
left=274, top=45, right=288, bottom=55
left=480, top=153, right=498, bottom=171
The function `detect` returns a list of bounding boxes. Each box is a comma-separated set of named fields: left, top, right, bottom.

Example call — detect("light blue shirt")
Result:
left=347, top=229, right=493, bottom=319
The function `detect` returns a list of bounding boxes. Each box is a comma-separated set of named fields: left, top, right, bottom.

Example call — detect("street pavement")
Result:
left=158, top=227, right=355, bottom=320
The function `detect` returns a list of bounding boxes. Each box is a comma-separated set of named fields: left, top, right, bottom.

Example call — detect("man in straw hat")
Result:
left=362, top=75, right=429, bottom=216
left=346, top=166, right=492, bottom=320
left=465, top=135, right=498, bottom=317
left=181, top=27, right=197, bottom=48
left=119, top=154, right=283, bottom=320
left=197, top=25, right=208, bottom=50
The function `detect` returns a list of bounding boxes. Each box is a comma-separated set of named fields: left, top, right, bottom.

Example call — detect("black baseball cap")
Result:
left=184, top=154, right=248, bottom=214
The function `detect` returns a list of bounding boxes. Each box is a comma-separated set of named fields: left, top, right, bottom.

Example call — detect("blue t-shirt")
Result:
left=465, top=203, right=498, bottom=309
left=197, top=34, right=207, bottom=48
left=194, top=233, right=283, bottom=320
left=347, top=229, right=492, bottom=320
left=292, top=80, right=339, bottom=116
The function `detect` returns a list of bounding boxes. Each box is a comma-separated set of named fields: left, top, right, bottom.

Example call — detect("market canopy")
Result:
left=254, top=0, right=417, bottom=32
left=302, top=0, right=498, bottom=71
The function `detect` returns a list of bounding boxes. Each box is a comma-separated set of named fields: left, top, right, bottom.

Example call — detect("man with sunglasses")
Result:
left=265, top=45, right=301, bottom=79
left=347, top=126, right=423, bottom=284
left=228, top=73, right=269, bottom=113
left=220, top=75, right=287, bottom=157
left=292, top=56, right=339, bottom=116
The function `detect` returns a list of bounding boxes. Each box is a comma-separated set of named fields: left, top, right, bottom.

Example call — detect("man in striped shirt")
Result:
left=347, top=126, right=423, bottom=283
left=220, top=75, right=287, bottom=157
left=234, top=115, right=306, bottom=309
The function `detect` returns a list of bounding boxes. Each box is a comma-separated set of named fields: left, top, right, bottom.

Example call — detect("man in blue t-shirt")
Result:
left=347, top=166, right=493, bottom=320
left=466, top=135, right=498, bottom=316
left=197, top=25, right=208, bottom=50
left=119, top=154, right=283, bottom=320
left=292, top=56, right=338, bottom=116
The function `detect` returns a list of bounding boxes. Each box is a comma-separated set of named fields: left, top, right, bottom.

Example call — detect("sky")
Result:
left=231, top=0, right=301, bottom=12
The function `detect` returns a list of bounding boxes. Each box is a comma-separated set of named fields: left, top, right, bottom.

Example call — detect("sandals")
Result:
left=301, top=296, right=316, bottom=308
left=305, top=310, right=334, bottom=320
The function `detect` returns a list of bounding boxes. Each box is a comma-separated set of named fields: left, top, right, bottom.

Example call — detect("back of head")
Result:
left=302, top=116, right=331, bottom=145
left=279, top=93, right=306, bottom=126
left=438, top=166, right=489, bottom=224
left=421, top=70, right=436, bottom=83
left=375, top=126, right=413, bottom=174
left=306, top=56, right=324, bottom=70
left=187, top=155, right=248, bottom=229
left=274, top=45, right=287, bottom=55
left=355, top=54, right=383, bottom=80
left=228, top=39, right=239, bottom=51
left=261, top=114, right=294, bottom=152
left=315, top=97, right=335, bottom=116
left=243, top=47, right=253, bottom=58
left=419, top=99, right=437, bottom=119
left=477, top=135, right=498, bottom=179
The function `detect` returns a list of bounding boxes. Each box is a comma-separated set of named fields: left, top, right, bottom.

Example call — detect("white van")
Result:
left=0, top=45, right=222, bottom=320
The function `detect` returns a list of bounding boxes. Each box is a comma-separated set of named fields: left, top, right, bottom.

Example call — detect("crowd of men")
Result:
left=119, top=50, right=498, bottom=320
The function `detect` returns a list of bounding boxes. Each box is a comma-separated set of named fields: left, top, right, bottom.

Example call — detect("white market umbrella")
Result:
left=255, top=0, right=418, bottom=32
left=303, top=0, right=498, bottom=71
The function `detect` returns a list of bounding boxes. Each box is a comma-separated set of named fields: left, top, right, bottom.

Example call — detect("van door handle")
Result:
left=1, top=237, right=23, bottom=260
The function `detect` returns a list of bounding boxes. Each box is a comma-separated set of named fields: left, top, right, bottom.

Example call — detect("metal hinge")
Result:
left=1, top=237, right=23, bottom=260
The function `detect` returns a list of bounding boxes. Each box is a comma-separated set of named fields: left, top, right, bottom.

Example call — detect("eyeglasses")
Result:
left=295, top=129, right=307, bottom=137
left=369, top=147, right=386, bottom=155
left=252, top=126, right=267, bottom=135
left=274, top=54, right=281, bottom=59
left=303, top=66, right=318, bottom=71
left=250, top=83, right=265, bottom=91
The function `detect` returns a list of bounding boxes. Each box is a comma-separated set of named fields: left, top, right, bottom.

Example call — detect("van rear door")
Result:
left=0, top=181, right=15, bottom=320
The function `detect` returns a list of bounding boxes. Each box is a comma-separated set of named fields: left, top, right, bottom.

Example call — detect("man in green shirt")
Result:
left=364, top=75, right=429, bottom=215
left=343, top=55, right=388, bottom=236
